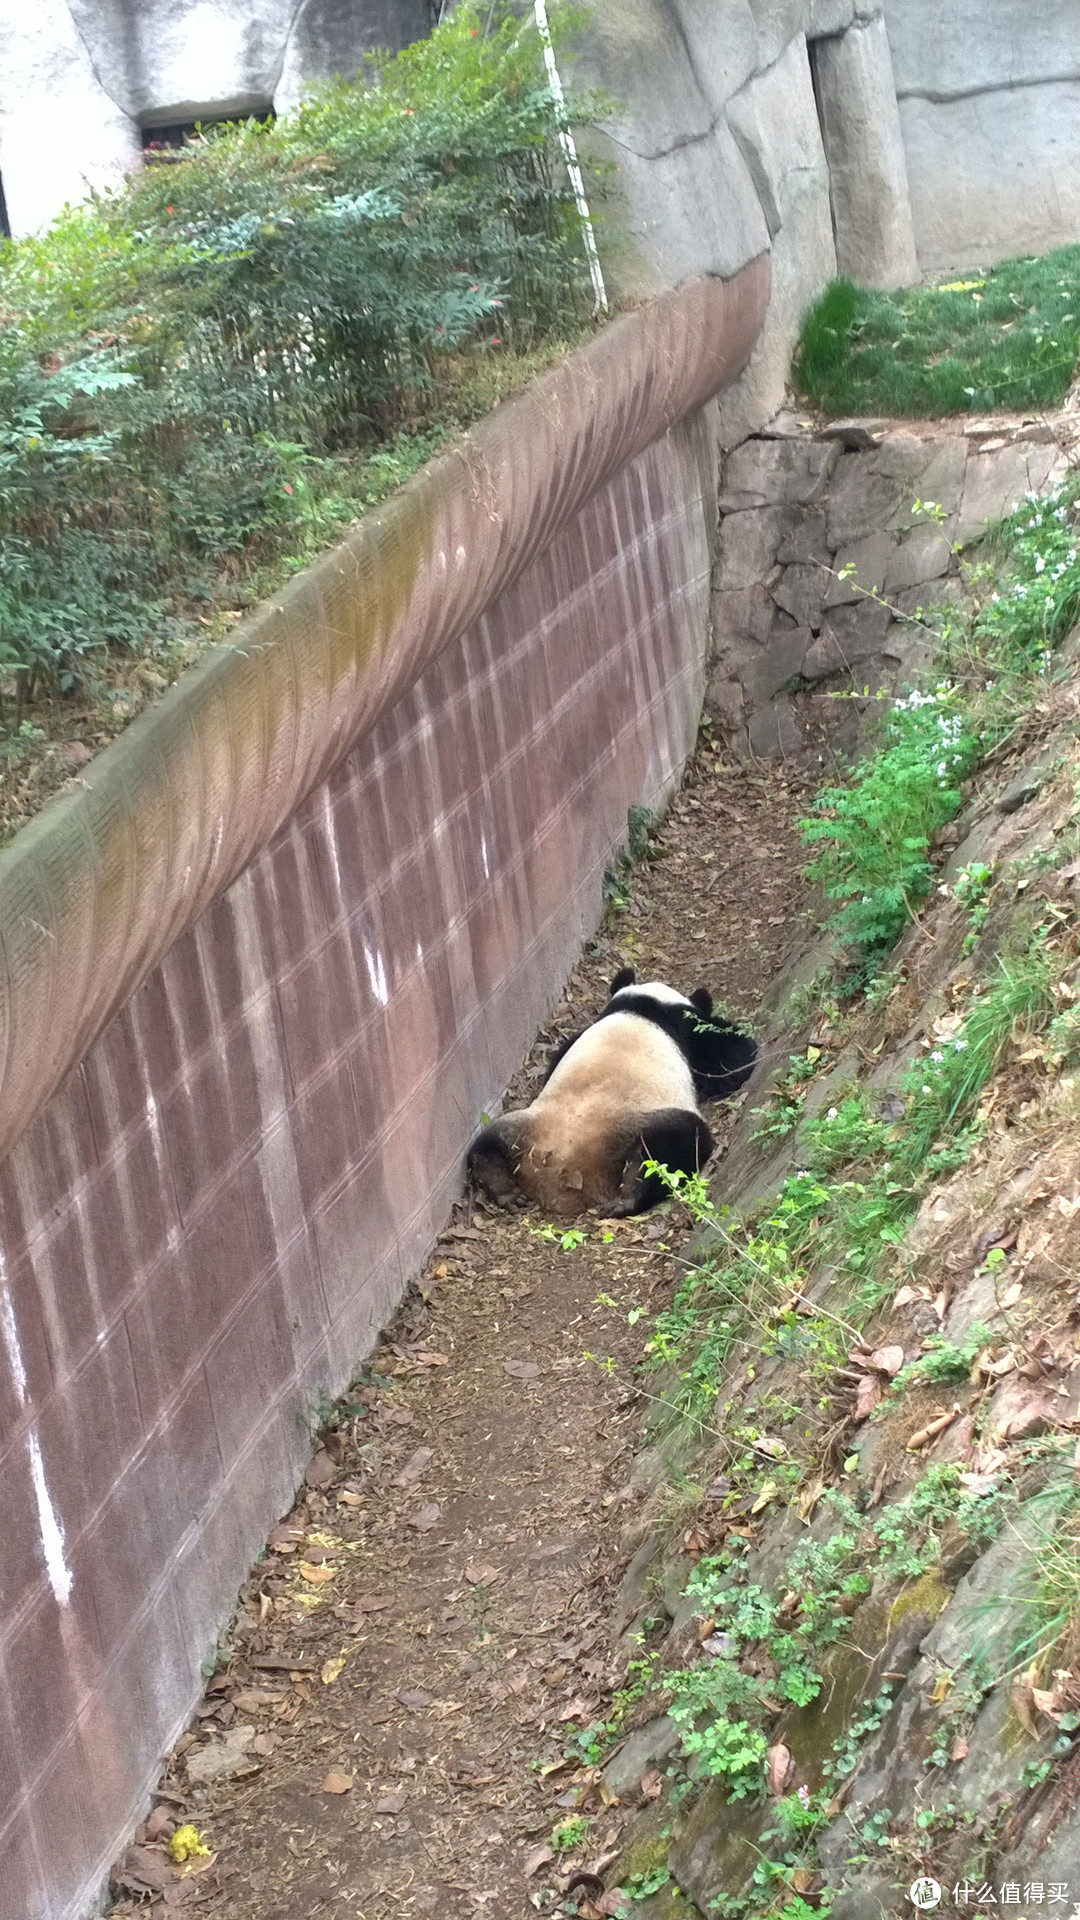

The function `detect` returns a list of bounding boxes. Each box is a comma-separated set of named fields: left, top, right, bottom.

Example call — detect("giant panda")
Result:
left=467, top=968, right=756, bottom=1219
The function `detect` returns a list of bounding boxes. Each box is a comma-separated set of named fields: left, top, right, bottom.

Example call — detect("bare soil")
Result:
left=107, top=746, right=817, bottom=1920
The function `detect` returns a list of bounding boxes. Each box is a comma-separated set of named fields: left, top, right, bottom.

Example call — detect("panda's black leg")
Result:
left=467, top=1122, right=527, bottom=1209
left=608, top=1109, right=715, bottom=1216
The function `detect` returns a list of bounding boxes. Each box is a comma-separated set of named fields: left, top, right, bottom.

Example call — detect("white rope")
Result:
left=532, top=0, right=608, bottom=316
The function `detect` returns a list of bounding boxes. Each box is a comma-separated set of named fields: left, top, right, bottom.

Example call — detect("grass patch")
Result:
left=795, top=250, right=1080, bottom=417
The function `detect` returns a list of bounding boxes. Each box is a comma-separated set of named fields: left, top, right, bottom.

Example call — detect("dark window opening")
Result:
left=0, top=168, right=10, bottom=240
left=141, top=107, right=274, bottom=160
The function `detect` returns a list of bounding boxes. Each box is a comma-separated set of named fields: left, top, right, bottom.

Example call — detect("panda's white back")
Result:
left=534, top=1012, right=695, bottom=1119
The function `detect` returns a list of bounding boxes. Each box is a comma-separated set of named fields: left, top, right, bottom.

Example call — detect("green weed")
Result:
left=552, top=1814, right=590, bottom=1851
left=800, top=686, right=980, bottom=976
left=895, top=934, right=1059, bottom=1171
left=953, top=861, right=995, bottom=954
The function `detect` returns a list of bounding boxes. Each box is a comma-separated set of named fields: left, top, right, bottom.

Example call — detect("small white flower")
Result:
left=1034, top=554, right=1046, bottom=574
left=827, top=1107, right=838, bottom=1121
left=954, top=1038, right=968, bottom=1050
left=930, top=1050, right=944, bottom=1063
left=922, top=1084, right=932, bottom=1095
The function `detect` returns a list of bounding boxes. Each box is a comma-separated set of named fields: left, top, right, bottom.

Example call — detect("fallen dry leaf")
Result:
left=298, top=1561, right=336, bottom=1585
left=406, top=1502, right=441, bottom=1531
left=980, top=1351, right=1017, bottom=1379
left=320, top=1769, right=354, bottom=1794
left=797, top=1476, right=827, bottom=1521
left=557, top=1695, right=592, bottom=1722
left=112, top=1846, right=175, bottom=1896
left=230, top=1689, right=285, bottom=1715
left=305, top=1450, right=336, bottom=1491
left=639, top=1768, right=663, bottom=1800
left=268, top=1526, right=303, bottom=1554
left=393, top=1447, right=434, bottom=1487
left=1012, top=1678, right=1042, bottom=1740
left=867, top=1344, right=904, bottom=1377
left=397, top=1688, right=434, bottom=1710
left=854, top=1374, right=883, bottom=1422
left=523, top=1844, right=555, bottom=1878
left=503, top=1360, right=541, bottom=1380
left=950, top=1735, right=970, bottom=1763
left=374, top=1790, right=408, bottom=1814
left=892, top=1285, right=918, bottom=1309
left=464, top=1561, right=500, bottom=1585
left=767, top=1742, right=793, bottom=1795
left=320, top=1655, right=347, bottom=1685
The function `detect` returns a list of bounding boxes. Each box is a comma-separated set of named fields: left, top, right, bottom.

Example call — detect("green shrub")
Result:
left=0, top=2, right=596, bottom=700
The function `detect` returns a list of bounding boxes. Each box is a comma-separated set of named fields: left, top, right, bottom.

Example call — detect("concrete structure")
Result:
left=1, top=1, right=1078, bottom=425
left=574, top=0, right=1080, bottom=435
left=885, top=0, right=1080, bottom=273
left=0, top=0, right=430, bottom=238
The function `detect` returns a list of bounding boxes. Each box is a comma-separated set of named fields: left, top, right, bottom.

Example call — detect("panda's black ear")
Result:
left=610, top=967, right=636, bottom=995
left=689, top=987, right=713, bottom=1017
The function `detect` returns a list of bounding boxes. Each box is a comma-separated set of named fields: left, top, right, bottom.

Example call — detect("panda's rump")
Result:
left=525, top=1014, right=697, bottom=1209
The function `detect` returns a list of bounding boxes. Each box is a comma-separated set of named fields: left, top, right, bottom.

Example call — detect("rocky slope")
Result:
left=596, top=659, right=1080, bottom=1920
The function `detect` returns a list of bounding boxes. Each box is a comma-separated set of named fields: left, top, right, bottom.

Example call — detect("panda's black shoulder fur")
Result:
left=542, top=969, right=756, bottom=1101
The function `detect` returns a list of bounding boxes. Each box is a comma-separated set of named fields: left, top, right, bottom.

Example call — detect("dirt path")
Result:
left=108, top=747, right=817, bottom=1920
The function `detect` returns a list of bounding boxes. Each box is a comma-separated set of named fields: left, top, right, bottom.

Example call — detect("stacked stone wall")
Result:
left=708, top=414, right=1068, bottom=759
